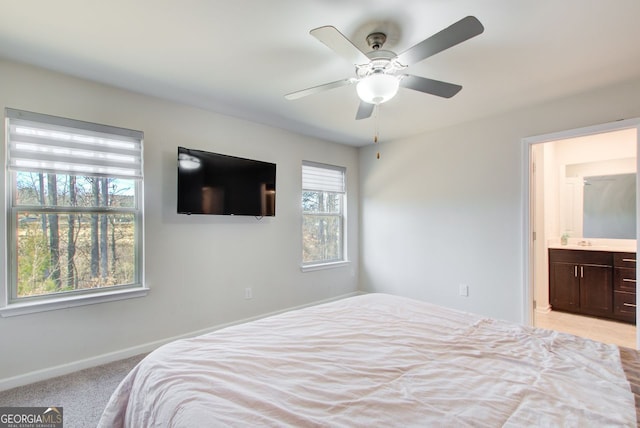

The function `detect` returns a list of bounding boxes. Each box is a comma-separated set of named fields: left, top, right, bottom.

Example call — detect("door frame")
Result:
left=521, top=118, right=640, bottom=348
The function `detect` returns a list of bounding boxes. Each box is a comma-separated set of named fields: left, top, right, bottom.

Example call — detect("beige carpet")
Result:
left=0, top=354, right=146, bottom=428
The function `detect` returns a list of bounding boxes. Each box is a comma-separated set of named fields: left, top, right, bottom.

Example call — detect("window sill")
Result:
left=0, top=286, right=149, bottom=317
left=301, top=260, right=350, bottom=272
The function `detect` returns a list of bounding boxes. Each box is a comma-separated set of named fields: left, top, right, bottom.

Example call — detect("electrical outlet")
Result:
left=458, top=284, right=469, bottom=297
left=244, top=287, right=253, bottom=299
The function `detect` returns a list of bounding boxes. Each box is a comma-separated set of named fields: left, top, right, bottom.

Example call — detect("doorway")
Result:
left=523, top=118, right=640, bottom=349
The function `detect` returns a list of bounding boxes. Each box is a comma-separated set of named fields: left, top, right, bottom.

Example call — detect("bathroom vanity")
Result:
left=549, top=247, right=637, bottom=324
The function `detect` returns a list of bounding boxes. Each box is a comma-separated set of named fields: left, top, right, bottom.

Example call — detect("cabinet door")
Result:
left=580, top=264, right=613, bottom=317
left=550, top=262, right=580, bottom=312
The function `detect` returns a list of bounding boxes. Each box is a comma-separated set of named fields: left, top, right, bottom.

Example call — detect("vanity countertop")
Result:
left=548, top=244, right=636, bottom=253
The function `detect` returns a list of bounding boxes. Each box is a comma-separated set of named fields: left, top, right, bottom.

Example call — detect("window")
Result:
left=3, top=108, right=145, bottom=315
left=301, top=161, right=346, bottom=268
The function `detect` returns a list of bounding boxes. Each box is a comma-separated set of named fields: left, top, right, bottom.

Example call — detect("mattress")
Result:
left=99, top=293, right=636, bottom=427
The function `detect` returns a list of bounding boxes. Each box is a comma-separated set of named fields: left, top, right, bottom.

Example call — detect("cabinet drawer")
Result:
left=614, top=267, right=636, bottom=292
left=549, top=249, right=612, bottom=266
left=614, top=252, right=637, bottom=269
left=614, top=291, right=637, bottom=323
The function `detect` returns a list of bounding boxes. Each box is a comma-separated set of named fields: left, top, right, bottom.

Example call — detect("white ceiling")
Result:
left=1, top=0, right=640, bottom=146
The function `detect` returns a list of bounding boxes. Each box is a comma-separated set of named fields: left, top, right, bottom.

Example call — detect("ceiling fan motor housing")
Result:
left=357, top=51, right=402, bottom=78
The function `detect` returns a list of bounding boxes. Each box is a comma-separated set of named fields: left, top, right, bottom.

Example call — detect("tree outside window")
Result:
left=302, top=162, right=345, bottom=266
left=5, top=108, right=143, bottom=304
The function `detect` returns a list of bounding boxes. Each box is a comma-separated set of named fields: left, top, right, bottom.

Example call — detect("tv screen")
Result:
left=177, top=147, right=276, bottom=216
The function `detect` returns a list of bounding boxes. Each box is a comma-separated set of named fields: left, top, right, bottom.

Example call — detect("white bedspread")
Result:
left=99, top=293, right=635, bottom=427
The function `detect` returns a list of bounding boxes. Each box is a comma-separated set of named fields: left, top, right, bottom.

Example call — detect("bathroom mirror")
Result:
left=583, top=173, right=636, bottom=239
left=561, top=157, right=636, bottom=240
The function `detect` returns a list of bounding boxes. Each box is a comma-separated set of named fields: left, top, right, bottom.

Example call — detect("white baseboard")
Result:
left=0, top=292, right=360, bottom=392
left=535, top=304, right=552, bottom=314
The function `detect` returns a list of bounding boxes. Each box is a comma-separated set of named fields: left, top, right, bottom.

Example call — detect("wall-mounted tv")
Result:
left=177, top=146, right=276, bottom=216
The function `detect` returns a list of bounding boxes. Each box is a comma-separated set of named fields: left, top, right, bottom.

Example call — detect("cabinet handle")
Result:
left=574, top=266, right=578, bottom=277
left=623, top=303, right=637, bottom=308
left=623, top=278, right=637, bottom=283
left=580, top=266, right=584, bottom=278
left=622, top=258, right=637, bottom=263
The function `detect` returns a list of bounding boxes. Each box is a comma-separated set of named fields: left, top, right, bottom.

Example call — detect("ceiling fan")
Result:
left=285, top=16, right=484, bottom=120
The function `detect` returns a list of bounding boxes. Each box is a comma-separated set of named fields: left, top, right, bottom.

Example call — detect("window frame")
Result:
left=1, top=108, right=147, bottom=317
left=301, top=161, right=348, bottom=271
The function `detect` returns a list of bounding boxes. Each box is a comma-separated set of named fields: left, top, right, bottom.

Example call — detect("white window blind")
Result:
left=302, top=162, right=345, bottom=193
left=6, top=108, right=143, bottom=179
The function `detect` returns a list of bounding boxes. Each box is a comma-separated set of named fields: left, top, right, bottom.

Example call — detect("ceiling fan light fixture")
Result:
left=356, top=73, right=399, bottom=104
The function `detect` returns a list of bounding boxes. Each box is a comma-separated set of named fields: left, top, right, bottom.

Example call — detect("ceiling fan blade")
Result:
left=355, top=101, right=375, bottom=120
left=310, top=26, right=371, bottom=65
left=400, top=75, right=462, bottom=98
left=395, top=16, right=484, bottom=66
left=285, top=77, right=356, bottom=100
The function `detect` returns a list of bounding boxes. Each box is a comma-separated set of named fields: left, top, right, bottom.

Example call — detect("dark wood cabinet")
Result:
left=549, top=261, right=580, bottom=312
left=549, top=249, right=637, bottom=324
left=613, top=252, right=637, bottom=324
left=579, top=264, right=613, bottom=317
left=549, top=249, right=613, bottom=318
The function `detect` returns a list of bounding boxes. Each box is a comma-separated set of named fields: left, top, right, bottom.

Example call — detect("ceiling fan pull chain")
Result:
left=374, top=104, right=381, bottom=159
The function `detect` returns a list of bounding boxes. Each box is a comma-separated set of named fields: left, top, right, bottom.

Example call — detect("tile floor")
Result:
left=534, top=310, right=637, bottom=349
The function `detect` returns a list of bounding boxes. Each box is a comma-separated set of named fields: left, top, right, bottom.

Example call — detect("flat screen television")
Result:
left=177, top=146, right=276, bottom=216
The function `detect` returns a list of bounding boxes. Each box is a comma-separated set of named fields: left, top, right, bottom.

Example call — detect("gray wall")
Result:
left=359, top=78, right=640, bottom=323
left=0, top=60, right=359, bottom=384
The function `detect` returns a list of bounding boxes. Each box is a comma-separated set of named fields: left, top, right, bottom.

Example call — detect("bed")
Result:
left=99, top=293, right=638, bottom=427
